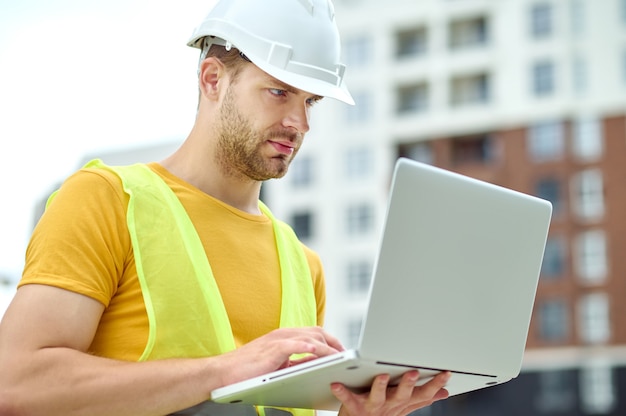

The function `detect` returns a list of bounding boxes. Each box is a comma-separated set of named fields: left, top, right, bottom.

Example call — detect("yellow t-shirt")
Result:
left=20, top=163, right=326, bottom=361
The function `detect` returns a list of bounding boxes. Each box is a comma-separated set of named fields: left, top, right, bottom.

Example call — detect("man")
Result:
left=0, top=0, right=450, bottom=415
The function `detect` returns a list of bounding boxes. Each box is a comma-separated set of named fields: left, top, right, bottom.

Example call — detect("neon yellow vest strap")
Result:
left=83, top=160, right=315, bottom=416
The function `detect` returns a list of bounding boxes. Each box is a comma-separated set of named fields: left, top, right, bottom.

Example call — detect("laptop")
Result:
left=211, top=157, right=553, bottom=411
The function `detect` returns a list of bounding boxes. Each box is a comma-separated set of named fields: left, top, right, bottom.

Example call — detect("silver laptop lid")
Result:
left=358, top=158, right=552, bottom=378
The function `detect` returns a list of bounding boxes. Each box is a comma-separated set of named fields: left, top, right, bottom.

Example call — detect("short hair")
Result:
left=201, top=41, right=249, bottom=83
left=196, top=41, right=250, bottom=106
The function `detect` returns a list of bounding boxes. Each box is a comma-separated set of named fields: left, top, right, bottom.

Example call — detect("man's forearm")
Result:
left=0, top=347, right=220, bottom=416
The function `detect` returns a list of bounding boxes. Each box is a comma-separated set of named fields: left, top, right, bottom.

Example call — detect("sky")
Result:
left=0, top=0, right=218, bottom=285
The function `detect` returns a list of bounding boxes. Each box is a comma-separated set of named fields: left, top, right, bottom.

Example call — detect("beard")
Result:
left=214, top=86, right=301, bottom=182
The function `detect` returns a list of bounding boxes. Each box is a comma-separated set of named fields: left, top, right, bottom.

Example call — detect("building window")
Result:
left=578, top=293, right=610, bottom=344
left=535, top=370, right=576, bottom=413
left=569, top=0, right=585, bottom=35
left=395, top=27, right=428, bottom=58
left=396, top=83, right=428, bottom=114
left=572, top=116, right=603, bottom=161
left=449, top=15, right=488, bottom=50
left=531, top=2, right=553, bottom=38
left=346, top=90, right=372, bottom=123
left=571, top=169, right=604, bottom=221
left=533, top=60, right=555, bottom=96
left=541, top=236, right=566, bottom=279
left=535, top=177, right=565, bottom=216
left=291, top=211, right=313, bottom=240
left=623, top=49, right=626, bottom=85
left=528, top=120, right=564, bottom=162
left=450, top=73, right=490, bottom=106
left=290, top=155, right=313, bottom=187
left=345, top=147, right=373, bottom=181
left=451, top=134, right=495, bottom=165
left=347, top=259, right=372, bottom=294
left=346, top=203, right=374, bottom=236
left=400, top=142, right=433, bottom=165
left=572, top=56, right=588, bottom=96
left=574, top=229, right=608, bottom=284
left=580, top=363, right=616, bottom=414
left=346, top=317, right=363, bottom=349
left=344, top=34, right=373, bottom=68
left=538, top=299, right=569, bottom=342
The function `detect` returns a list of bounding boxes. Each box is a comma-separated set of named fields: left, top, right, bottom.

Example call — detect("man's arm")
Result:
left=0, top=284, right=342, bottom=416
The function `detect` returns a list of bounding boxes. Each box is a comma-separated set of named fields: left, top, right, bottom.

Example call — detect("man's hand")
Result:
left=332, top=370, right=450, bottom=416
left=214, top=326, right=345, bottom=387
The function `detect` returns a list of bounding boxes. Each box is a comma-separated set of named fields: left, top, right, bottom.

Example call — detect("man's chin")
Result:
left=267, top=157, right=291, bottom=178
left=248, top=165, right=289, bottom=181
left=259, top=168, right=288, bottom=181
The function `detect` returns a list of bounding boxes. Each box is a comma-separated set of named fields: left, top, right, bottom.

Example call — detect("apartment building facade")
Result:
left=264, top=0, right=626, bottom=414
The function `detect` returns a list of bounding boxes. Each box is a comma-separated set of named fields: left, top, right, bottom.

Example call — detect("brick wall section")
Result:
left=415, top=114, right=625, bottom=349
left=604, top=115, right=626, bottom=345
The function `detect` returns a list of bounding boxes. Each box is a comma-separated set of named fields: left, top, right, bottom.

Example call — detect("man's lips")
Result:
left=268, top=140, right=295, bottom=156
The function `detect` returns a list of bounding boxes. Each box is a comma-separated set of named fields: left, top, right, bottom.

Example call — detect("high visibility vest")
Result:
left=50, top=160, right=317, bottom=416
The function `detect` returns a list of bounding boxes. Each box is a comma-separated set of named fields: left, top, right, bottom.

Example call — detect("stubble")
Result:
left=215, top=86, right=299, bottom=181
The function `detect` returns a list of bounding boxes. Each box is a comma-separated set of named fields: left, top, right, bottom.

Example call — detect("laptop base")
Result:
left=212, top=352, right=503, bottom=411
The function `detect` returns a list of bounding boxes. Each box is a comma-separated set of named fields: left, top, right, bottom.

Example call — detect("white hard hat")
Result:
left=188, top=0, right=354, bottom=105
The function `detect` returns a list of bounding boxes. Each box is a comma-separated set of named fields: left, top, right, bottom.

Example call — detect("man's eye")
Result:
left=269, top=88, right=287, bottom=97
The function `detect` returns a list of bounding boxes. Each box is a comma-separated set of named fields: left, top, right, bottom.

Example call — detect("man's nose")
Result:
left=283, top=102, right=310, bottom=134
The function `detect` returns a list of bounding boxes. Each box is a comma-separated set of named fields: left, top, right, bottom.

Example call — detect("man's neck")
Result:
left=160, top=141, right=263, bottom=215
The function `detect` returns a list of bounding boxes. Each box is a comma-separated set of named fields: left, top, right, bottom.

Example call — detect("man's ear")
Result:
left=199, top=57, right=225, bottom=101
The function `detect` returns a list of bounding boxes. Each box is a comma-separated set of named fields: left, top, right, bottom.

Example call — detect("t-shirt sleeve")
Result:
left=19, top=168, right=131, bottom=307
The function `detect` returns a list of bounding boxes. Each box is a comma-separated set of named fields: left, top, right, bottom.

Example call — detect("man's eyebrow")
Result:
left=264, top=75, right=297, bottom=93
left=278, top=82, right=299, bottom=94
left=265, top=76, right=324, bottom=101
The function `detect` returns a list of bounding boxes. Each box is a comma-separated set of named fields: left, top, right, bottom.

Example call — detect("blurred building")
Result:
left=264, top=0, right=626, bottom=415
left=24, top=0, right=626, bottom=414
